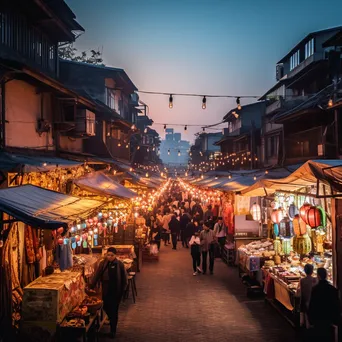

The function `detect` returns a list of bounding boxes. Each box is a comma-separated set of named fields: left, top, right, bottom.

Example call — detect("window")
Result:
left=105, top=88, right=115, bottom=110
left=305, top=38, right=315, bottom=59
left=290, top=50, right=300, bottom=70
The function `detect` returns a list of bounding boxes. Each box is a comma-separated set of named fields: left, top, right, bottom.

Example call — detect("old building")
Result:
left=261, top=27, right=342, bottom=166
left=215, top=102, right=266, bottom=170
left=58, top=60, right=138, bottom=162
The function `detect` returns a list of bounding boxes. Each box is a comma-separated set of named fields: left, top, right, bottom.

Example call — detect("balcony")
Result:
left=0, top=11, right=57, bottom=76
left=286, top=52, right=323, bottom=80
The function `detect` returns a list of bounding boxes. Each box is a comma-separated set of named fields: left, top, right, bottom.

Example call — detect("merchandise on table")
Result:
left=22, top=271, right=85, bottom=323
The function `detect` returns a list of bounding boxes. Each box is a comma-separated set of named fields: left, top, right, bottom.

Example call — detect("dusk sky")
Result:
left=66, top=0, right=342, bottom=142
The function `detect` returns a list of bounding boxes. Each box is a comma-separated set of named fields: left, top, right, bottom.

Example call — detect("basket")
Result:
left=84, top=301, right=103, bottom=314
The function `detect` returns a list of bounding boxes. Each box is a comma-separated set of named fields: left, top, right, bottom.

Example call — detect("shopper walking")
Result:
left=180, top=210, right=191, bottom=247
left=308, top=268, right=340, bottom=342
left=162, top=209, right=172, bottom=246
left=296, top=263, right=317, bottom=330
left=200, top=222, right=216, bottom=275
left=169, top=214, right=181, bottom=250
left=189, top=232, right=202, bottom=275
left=213, top=217, right=226, bottom=255
left=90, top=247, right=128, bottom=339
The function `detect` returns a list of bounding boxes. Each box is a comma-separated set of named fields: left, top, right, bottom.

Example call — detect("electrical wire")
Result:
left=138, top=90, right=259, bottom=98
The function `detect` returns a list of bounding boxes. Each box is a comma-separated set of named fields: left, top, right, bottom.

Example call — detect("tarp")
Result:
left=241, top=160, right=342, bottom=197
left=0, top=151, right=82, bottom=172
left=0, top=185, right=103, bottom=229
left=74, top=172, right=137, bottom=199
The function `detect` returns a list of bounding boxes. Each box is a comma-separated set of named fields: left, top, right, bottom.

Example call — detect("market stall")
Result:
left=238, top=160, right=339, bottom=325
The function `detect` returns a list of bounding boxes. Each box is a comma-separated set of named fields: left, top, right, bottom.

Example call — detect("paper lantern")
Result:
left=279, top=217, right=293, bottom=238
left=306, top=206, right=322, bottom=228
left=273, top=223, right=279, bottom=237
left=282, top=238, right=292, bottom=255
left=57, top=238, right=64, bottom=245
left=288, top=204, right=299, bottom=220
left=293, top=215, right=300, bottom=236
left=57, top=227, right=64, bottom=234
left=271, top=209, right=283, bottom=224
left=299, top=203, right=311, bottom=223
left=299, top=218, right=307, bottom=235
left=250, top=203, right=261, bottom=221
left=75, top=235, right=81, bottom=242
left=93, top=216, right=98, bottom=222
left=293, top=234, right=312, bottom=255
left=103, top=213, right=108, bottom=219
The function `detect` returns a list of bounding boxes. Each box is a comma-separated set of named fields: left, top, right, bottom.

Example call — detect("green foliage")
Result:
left=58, top=44, right=104, bottom=66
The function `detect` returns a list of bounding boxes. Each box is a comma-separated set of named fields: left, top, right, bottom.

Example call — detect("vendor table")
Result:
left=262, top=268, right=300, bottom=327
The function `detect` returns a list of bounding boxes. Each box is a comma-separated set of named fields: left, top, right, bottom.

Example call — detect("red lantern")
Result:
left=271, top=209, right=283, bottom=224
left=57, top=238, right=64, bottom=245
left=75, top=235, right=81, bottom=242
left=306, top=206, right=322, bottom=228
left=299, top=203, right=311, bottom=223
left=57, top=227, right=64, bottom=234
left=93, top=216, right=98, bottom=222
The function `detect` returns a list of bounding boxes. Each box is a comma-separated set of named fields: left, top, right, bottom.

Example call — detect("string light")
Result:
left=203, top=127, right=205, bottom=132
left=144, top=127, right=148, bottom=133
left=265, top=170, right=269, bottom=174
left=178, top=150, right=181, bottom=156
left=164, top=124, right=167, bottom=132
left=184, top=125, right=187, bottom=131
left=118, top=141, right=121, bottom=147
left=253, top=176, right=257, bottom=180
left=228, top=174, right=232, bottom=179
left=169, top=94, right=173, bottom=109
left=126, top=144, right=129, bottom=149
left=131, top=124, right=136, bottom=131
left=202, top=96, right=206, bottom=109
left=236, top=97, right=241, bottom=110
left=328, top=98, right=333, bottom=107
left=168, top=149, right=170, bottom=155
left=137, top=146, right=140, bottom=150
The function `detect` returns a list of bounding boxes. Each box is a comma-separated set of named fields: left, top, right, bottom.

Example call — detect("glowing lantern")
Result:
left=288, top=204, right=299, bottom=220
left=293, top=215, right=300, bottom=236
left=57, top=238, right=64, bottom=245
left=299, top=218, right=307, bottom=235
left=103, top=213, right=108, bottom=219
left=273, top=223, right=279, bottom=237
left=93, top=216, right=98, bottom=222
left=75, top=235, right=81, bottom=242
left=271, top=209, right=283, bottom=224
left=250, top=203, right=261, bottom=221
left=306, top=206, right=322, bottom=228
left=299, top=203, right=311, bottom=223
left=57, top=227, right=64, bottom=234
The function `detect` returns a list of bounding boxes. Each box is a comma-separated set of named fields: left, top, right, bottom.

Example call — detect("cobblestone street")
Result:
left=101, top=245, right=301, bottom=342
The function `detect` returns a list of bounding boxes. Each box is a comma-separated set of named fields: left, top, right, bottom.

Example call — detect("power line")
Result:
left=138, top=90, right=259, bottom=98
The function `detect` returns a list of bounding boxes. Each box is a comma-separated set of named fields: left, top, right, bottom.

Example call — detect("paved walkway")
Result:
left=102, top=245, right=301, bottom=342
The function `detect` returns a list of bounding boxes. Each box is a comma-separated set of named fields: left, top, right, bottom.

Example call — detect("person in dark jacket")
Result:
left=308, top=268, right=340, bottom=341
left=192, top=202, right=204, bottom=221
left=169, top=214, right=181, bottom=250
left=203, top=205, right=214, bottom=222
left=180, top=210, right=191, bottom=247
left=90, top=247, right=128, bottom=339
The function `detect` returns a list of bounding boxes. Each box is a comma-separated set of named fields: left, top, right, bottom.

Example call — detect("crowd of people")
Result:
left=146, top=181, right=226, bottom=276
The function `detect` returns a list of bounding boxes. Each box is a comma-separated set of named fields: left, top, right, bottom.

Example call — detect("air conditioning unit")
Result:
left=75, top=109, right=96, bottom=136
left=276, top=64, right=284, bottom=81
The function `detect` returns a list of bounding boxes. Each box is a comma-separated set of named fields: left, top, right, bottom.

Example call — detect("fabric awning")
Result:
left=74, top=172, right=137, bottom=199
left=241, top=160, right=342, bottom=197
left=0, top=151, right=83, bottom=172
left=0, top=185, right=103, bottom=229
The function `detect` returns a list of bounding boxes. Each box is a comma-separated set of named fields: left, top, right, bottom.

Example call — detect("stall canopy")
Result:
left=74, top=172, right=137, bottom=199
left=241, top=160, right=342, bottom=197
left=0, top=185, right=104, bottom=229
left=0, top=151, right=83, bottom=172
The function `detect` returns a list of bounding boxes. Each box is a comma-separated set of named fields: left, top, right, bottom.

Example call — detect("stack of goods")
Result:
left=81, top=296, right=103, bottom=314
left=238, top=240, right=275, bottom=271
left=71, top=254, right=102, bottom=279
left=65, top=306, right=90, bottom=325
left=22, top=271, right=85, bottom=324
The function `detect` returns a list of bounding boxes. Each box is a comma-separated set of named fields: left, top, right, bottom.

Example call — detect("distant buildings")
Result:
left=160, top=129, right=190, bottom=165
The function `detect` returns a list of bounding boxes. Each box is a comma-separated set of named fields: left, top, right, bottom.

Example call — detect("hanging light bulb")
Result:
left=328, top=98, right=333, bottom=107
left=147, top=148, right=150, bottom=152
left=178, top=150, right=181, bottom=156
left=236, top=97, right=241, bottom=110
left=253, top=176, right=257, bottom=181
left=164, top=124, right=167, bottom=132
left=137, top=146, right=140, bottom=150
left=131, top=124, right=136, bottom=131
left=146, top=172, right=149, bottom=178
left=168, top=149, right=170, bottom=155
left=169, top=94, right=173, bottom=109
left=126, top=144, right=129, bottom=148
left=265, top=170, right=269, bottom=174
left=202, top=127, right=205, bottom=132
left=228, top=174, right=232, bottom=179
left=202, top=96, right=206, bottom=109
left=184, top=125, right=187, bottom=131
left=189, top=152, right=192, bottom=156
left=118, top=141, right=121, bottom=147
left=144, top=127, right=148, bottom=133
